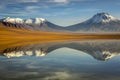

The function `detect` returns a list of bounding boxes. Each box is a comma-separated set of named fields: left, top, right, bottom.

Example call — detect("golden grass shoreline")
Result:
left=0, top=26, right=120, bottom=51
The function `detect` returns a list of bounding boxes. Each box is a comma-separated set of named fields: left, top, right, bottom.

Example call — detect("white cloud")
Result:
left=50, top=0, right=68, bottom=3
left=20, top=0, right=39, bottom=3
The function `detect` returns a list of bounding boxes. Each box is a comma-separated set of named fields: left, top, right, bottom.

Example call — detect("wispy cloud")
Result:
left=20, top=0, right=39, bottom=3
left=0, top=0, right=94, bottom=10
left=0, top=0, right=39, bottom=9
left=49, top=0, right=94, bottom=3
left=77, top=8, right=102, bottom=12
left=26, top=5, right=49, bottom=11
left=50, top=0, right=68, bottom=3
left=26, top=6, right=41, bottom=10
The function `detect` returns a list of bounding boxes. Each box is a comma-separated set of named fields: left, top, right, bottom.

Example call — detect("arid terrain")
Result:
left=0, top=22, right=120, bottom=51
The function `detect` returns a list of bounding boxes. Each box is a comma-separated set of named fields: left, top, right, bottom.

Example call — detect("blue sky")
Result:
left=0, top=0, right=120, bottom=26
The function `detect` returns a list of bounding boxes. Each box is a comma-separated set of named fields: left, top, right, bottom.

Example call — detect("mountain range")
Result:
left=0, top=12, right=120, bottom=32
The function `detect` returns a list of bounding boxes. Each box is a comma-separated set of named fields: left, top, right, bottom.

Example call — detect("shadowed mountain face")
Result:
left=0, top=21, right=29, bottom=30
left=1, top=40, right=120, bottom=61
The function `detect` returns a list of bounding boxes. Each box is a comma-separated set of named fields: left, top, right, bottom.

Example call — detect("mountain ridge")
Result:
left=1, top=12, right=120, bottom=32
left=2, top=17, right=46, bottom=25
left=0, top=17, right=65, bottom=32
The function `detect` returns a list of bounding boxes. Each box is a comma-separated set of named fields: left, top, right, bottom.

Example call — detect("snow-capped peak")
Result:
left=85, top=13, right=118, bottom=24
left=3, top=17, right=24, bottom=24
left=25, top=18, right=46, bottom=25
left=2, top=17, right=46, bottom=25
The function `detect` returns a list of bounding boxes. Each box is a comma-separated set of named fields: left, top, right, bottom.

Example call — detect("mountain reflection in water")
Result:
left=0, top=40, right=120, bottom=80
left=1, top=40, right=120, bottom=61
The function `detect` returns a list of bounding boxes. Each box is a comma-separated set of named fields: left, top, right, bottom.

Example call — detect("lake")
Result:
left=0, top=40, right=120, bottom=80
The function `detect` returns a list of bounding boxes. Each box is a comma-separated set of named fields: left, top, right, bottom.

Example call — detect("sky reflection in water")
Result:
left=0, top=40, right=120, bottom=80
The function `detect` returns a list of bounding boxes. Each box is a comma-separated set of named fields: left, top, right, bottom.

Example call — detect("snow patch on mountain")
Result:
left=85, top=13, right=119, bottom=24
left=3, top=17, right=24, bottom=24
left=2, top=17, right=46, bottom=25
left=25, top=18, right=46, bottom=25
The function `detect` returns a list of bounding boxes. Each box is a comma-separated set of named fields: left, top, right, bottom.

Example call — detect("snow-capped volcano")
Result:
left=3, top=17, right=46, bottom=25
left=66, top=12, right=120, bottom=32
left=85, top=13, right=119, bottom=24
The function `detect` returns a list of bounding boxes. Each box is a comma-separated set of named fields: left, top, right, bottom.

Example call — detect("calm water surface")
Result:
left=0, top=40, right=120, bottom=80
